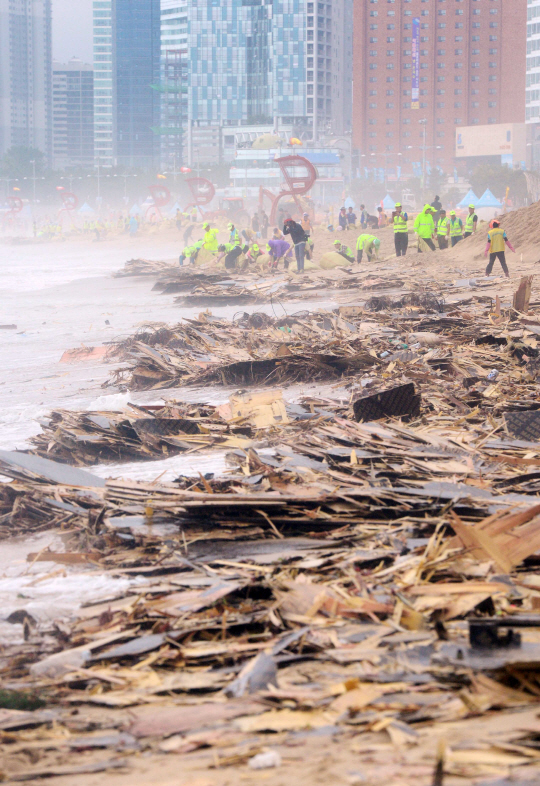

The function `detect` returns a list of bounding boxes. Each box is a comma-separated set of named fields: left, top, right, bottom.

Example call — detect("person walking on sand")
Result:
left=484, top=221, right=514, bottom=279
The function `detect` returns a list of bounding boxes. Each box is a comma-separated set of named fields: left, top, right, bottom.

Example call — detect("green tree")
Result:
left=1, top=147, right=46, bottom=178
left=469, top=164, right=528, bottom=204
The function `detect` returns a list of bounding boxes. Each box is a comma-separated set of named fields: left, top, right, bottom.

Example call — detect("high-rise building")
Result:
left=93, top=0, right=114, bottom=167
left=115, top=0, right=161, bottom=168
left=161, top=0, right=353, bottom=167
left=52, top=59, right=94, bottom=170
left=0, top=0, right=52, bottom=160
left=93, top=0, right=161, bottom=169
left=352, top=0, right=526, bottom=178
left=159, top=0, right=188, bottom=170
left=527, top=0, right=540, bottom=168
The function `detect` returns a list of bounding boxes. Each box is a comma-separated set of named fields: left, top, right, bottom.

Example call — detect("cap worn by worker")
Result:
left=450, top=210, right=456, bottom=216
left=203, top=222, right=209, bottom=229
left=374, top=238, right=381, bottom=248
left=395, top=202, right=402, bottom=207
left=469, top=204, right=475, bottom=209
left=252, top=243, right=259, bottom=251
left=303, top=212, right=309, bottom=217
left=228, top=222, right=233, bottom=228
left=333, top=239, right=341, bottom=246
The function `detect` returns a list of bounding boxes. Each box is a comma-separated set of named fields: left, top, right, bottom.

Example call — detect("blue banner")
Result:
left=412, top=17, right=420, bottom=110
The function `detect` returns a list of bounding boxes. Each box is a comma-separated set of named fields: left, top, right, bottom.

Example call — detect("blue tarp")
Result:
left=344, top=197, right=355, bottom=208
left=456, top=189, right=479, bottom=208
left=476, top=188, right=503, bottom=208
left=78, top=202, right=95, bottom=215
left=382, top=194, right=396, bottom=210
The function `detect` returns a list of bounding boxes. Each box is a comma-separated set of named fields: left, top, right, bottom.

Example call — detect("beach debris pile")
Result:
left=3, top=435, right=540, bottom=781
left=5, top=277, right=540, bottom=782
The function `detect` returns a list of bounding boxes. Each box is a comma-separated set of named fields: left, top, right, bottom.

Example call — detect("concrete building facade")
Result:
left=352, top=0, right=526, bottom=179
left=52, top=59, right=94, bottom=170
left=0, top=0, right=52, bottom=160
left=526, top=0, right=540, bottom=168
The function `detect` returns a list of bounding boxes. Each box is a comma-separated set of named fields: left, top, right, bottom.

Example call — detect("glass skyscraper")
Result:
left=188, top=0, right=274, bottom=125
left=115, top=0, right=161, bottom=168
left=93, top=0, right=161, bottom=169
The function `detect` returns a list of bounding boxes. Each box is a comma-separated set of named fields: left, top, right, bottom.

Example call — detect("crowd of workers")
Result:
left=176, top=197, right=513, bottom=279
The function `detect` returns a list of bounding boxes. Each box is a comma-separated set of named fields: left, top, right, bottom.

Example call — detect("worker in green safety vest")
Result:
left=436, top=209, right=450, bottom=250
left=392, top=202, right=409, bottom=257
left=464, top=204, right=478, bottom=238
left=356, top=233, right=380, bottom=264
left=228, top=222, right=240, bottom=244
left=449, top=211, right=464, bottom=247
left=414, top=204, right=436, bottom=253
left=202, top=221, right=219, bottom=252
left=333, top=239, right=355, bottom=263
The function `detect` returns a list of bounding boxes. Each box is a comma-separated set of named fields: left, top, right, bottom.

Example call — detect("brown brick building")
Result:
left=352, top=0, right=527, bottom=179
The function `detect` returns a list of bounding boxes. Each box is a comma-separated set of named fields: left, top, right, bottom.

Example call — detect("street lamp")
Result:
left=60, top=175, right=83, bottom=192
left=113, top=173, right=137, bottom=200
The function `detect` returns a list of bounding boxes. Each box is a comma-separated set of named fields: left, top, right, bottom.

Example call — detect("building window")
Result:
left=471, top=101, right=479, bottom=108
left=437, top=131, right=445, bottom=137
left=454, top=101, right=461, bottom=107
left=471, top=118, right=479, bottom=124
left=386, top=102, right=394, bottom=108
left=369, top=119, right=377, bottom=124
left=369, top=102, right=377, bottom=109
left=454, top=118, right=462, bottom=124
left=403, top=131, right=411, bottom=137
left=437, top=76, right=445, bottom=81
left=437, top=102, right=445, bottom=108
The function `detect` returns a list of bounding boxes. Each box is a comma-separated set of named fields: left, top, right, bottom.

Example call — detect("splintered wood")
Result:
left=6, top=276, right=540, bottom=784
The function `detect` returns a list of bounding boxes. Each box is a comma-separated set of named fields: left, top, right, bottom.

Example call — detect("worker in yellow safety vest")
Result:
left=449, top=211, right=463, bottom=247
left=484, top=220, right=514, bottom=279
left=356, top=234, right=380, bottom=264
left=464, top=204, right=478, bottom=238
left=202, top=221, right=219, bottom=252
left=436, top=209, right=450, bottom=250
left=413, top=204, right=436, bottom=253
left=392, top=202, right=409, bottom=257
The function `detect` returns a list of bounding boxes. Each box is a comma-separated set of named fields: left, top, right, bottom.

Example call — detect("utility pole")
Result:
left=29, top=160, right=36, bottom=202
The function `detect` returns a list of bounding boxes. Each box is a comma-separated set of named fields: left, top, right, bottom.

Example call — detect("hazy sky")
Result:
left=53, top=0, right=93, bottom=64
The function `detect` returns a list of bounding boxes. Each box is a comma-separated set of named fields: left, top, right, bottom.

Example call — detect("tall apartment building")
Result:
left=52, top=59, right=94, bottom=170
left=0, top=0, right=52, bottom=160
left=93, top=0, right=114, bottom=167
left=159, top=0, right=188, bottom=170
left=527, top=0, right=540, bottom=167
left=93, top=0, right=161, bottom=169
left=352, top=0, right=526, bottom=177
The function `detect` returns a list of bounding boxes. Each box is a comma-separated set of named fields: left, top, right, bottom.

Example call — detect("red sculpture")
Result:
left=60, top=192, right=79, bottom=211
left=261, top=155, right=317, bottom=224
left=146, top=184, right=171, bottom=220
left=6, top=196, right=23, bottom=214
left=185, top=177, right=215, bottom=217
